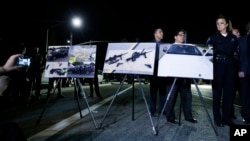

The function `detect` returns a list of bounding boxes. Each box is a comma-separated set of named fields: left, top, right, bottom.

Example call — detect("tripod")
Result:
left=98, top=74, right=157, bottom=134
left=154, top=78, right=218, bottom=136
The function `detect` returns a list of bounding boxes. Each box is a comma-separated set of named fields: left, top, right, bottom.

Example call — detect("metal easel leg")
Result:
left=192, top=79, right=218, bottom=136
left=154, top=78, right=178, bottom=134
left=73, top=78, right=83, bottom=118
left=76, top=78, right=98, bottom=129
left=136, top=75, right=157, bottom=135
left=36, top=78, right=61, bottom=126
left=178, top=92, right=183, bottom=126
left=98, top=74, right=127, bottom=129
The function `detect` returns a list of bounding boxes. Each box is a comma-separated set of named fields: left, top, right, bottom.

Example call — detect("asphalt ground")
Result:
left=0, top=82, right=249, bottom=141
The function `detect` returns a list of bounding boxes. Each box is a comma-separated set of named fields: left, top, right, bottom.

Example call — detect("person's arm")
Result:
left=0, top=54, right=22, bottom=75
left=238, top=37, right=247, bottom=78
left=0, top=66, right=6, bottom=75
left=40, top=55, right=45, bottom=72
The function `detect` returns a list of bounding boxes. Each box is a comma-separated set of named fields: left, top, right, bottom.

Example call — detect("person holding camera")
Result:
left=0, top=54, right=23, bottom=95
left=0, top=54, right=23, bottom=75
left=2, top=42, right=31, bottom=106
left=0, top=39, right=28, bottom=140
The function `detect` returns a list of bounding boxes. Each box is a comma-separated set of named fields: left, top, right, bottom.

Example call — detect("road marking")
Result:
left=191, top=84, right=242, bottom=109
left=28, top=86, right=132, bottom=141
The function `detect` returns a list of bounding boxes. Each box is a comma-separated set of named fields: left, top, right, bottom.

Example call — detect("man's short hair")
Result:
left=174, top=29, right=186, bottom=36
left=154, top=27, right=162, bottom=34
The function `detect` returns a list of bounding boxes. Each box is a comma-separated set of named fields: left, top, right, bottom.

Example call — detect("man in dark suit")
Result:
left=166, top=29, right=197, bottom=123
left=149, top=27, right=166, bottom=117
left=238, top=22, right=250, bottom=123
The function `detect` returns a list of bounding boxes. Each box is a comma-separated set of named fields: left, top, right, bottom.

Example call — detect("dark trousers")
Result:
left=88, top=79, right=94, bottom=96
left=232, top=74, right=240, bottom=118
left=30, top=73, right=42, bottom=96
left=48, top=78, right=61, bottom=95
left=80, top=78, right=94, bottom=96
left=6, top=71, right=30, bottom=105
left=79, top=77, right=101, bottom=98
left=212, top=62, right=236, bottom=123
left=165, top=78, right=193, bottom=120
left=149, top=76, right=166, bottom=114
left=93, top=76, right=102, bottom=98
left=165, top=78, right=178, bottom=121
left=179, top=79, right=193, bottom=120
left=239, top=75, right=250, bottom=120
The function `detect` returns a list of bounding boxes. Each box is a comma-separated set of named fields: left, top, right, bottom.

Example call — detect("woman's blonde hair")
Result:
left=228, top=20, right=233, bottom=33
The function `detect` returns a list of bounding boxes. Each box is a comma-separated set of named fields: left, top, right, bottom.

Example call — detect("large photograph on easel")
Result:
left=157, top=43, right=213, bottom=80
left=44, top=45, right=96, bottom=78
left=103, top=43, right=156, bottom=75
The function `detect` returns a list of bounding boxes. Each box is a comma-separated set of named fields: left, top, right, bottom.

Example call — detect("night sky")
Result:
left=0, top=1, right=249, bottom=55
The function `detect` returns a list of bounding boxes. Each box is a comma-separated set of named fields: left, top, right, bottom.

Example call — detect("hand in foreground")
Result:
left=3, top=54, right=23, bottom=72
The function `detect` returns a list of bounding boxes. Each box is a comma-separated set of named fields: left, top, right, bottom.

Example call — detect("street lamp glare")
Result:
left=72, top=17, right=82, bottom=28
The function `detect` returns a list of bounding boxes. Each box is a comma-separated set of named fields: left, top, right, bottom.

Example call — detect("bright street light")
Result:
left=70, top=16, right=82, bottom=46
left=71, top=17, right=82, bottom=28
left=45, top=17, right=82, bottom=51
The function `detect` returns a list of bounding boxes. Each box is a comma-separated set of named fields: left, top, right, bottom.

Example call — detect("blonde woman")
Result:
left=207, top=14, right=239, bottom=127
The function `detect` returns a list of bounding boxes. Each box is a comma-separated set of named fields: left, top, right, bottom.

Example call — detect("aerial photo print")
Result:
left=44, top=45, right=96, bottom=78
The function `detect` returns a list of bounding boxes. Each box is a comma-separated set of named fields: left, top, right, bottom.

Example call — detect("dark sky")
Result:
left=1, top=1, right=249, bottom=54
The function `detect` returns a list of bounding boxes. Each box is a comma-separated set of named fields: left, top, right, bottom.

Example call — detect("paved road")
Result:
left=0, top=82, right=248, bottom=141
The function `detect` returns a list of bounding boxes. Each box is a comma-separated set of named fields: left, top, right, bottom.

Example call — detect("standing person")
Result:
left=231, top=27, right=241, bottom=119
left=245, top=22, right=250, bottom=123
left=0, top=39, right=31, bottom=107
left=91, top=44, right=103, bottom=100
left=165, top=29, right=197, bottom=123
left=79, top=78, right=94, bottom=97
left=88, top=78, right=94, bottom=97
left=28, top=46, right=44, bottom=99
left=78, top=77, right=102, bottom=99
left=93, top=74, right=102, bottom=99
left=232, top=28, right=241, bottom=38
left=237, top=22, right=250, bottom=123
left=78, top=78, right=94, bottom=97
left=207, top=14, right=239, bottom=127
left=149, top=27, right=166, bottom=117
left=0, top=41, right=28, bottom=140
left=4, top=43, right=31, bottom=106
left=47, top=78, right=64, bottom=99
left=80, top=77, right=102, bottom=99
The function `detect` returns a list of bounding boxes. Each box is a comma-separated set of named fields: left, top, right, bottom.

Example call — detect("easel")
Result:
left=154, top=77, right=218, bottom=136
left=131, top=74, right=135, bottom=121
left=75, top=78, right=98, bottom=128
left=98, top=74, right=157, bottom=134
left=36, top=77, right=98, bottom=129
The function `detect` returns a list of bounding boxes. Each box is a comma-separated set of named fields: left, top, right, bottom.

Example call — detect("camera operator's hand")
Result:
left=3, top=54, right=23, bottom=72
